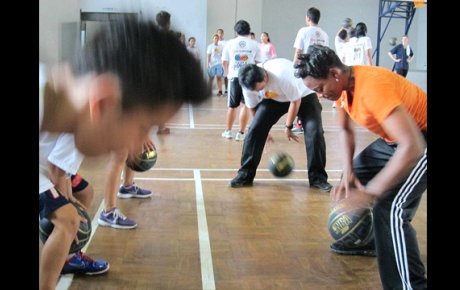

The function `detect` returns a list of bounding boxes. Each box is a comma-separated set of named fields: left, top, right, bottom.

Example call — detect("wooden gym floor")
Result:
left=43, top=95, right=427, bottom=290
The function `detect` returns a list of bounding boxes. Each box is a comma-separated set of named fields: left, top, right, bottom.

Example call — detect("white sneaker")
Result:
left=235, top=132, right=245, bottom=141
left=222, top=130, right=233, bottom=139
left=332, top=102, right=336, bottom=108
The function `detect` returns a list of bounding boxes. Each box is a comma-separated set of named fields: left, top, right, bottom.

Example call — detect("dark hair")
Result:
left=234, top=20, right=250, bottom=36
left=156, top=11, right=171, bottom=29
left=238, top=64, right=265, bottom=90
left=355, top=22, right=367, bottom=37
left=307, top=7, right=321, bottom=24
left=349, top=28, right=357, bottom=38
left=338, top=29, right=347, bottom=41
left=188, top=36, right=196, bottom=42
left=72, top=18, right=210, bottom=111
left=294, top=45, right=344, bottom=80
left=262, top=32, right=271, bottom=42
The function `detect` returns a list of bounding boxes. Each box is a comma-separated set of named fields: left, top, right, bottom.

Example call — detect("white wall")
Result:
left=39, top=0, right=79, bottom=65
left=206, top=0, right=262, bottom=44
left=138, top=0, right=207, bottom=71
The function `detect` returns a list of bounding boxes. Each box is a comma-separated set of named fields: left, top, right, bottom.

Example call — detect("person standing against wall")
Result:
left=388, top=35, right=414, bottom=78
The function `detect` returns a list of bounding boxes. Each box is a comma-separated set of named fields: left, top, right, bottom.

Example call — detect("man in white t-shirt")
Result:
left=221, top=20, right=262, bottom=141
left=293, top=7, right=329, bottom=64
left=229, top=58, right=332, bottom=192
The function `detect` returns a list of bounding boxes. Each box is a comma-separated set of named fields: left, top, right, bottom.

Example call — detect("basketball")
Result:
left=327, top=198, right=373, bottom=247
left=39, top=201, right=92, bottom=254
left=342, top=18, right=353, bottom=29
left=126, top=149, right=157, bottom=172
left=389, top=36, right=398, bottom=46
left=268, top=151, right=294, bottom=177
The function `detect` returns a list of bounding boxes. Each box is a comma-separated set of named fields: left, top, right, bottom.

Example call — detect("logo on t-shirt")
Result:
left=265, top=90, right=279, bottom=98
left=239, top=41, right=247, bottom=48
left=234, top=54, right=249, bottom=61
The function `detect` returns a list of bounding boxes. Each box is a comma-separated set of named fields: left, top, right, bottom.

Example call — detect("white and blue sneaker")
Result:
left=117, top=184, right=152, bottom=199
left=98, top=208, right=137, bottom=229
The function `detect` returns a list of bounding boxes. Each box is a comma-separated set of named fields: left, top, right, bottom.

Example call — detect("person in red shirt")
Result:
left=294, top=45, right=427, bottom=290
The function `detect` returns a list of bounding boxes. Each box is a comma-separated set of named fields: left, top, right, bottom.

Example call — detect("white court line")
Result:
left=188, top=104, right=195, bottom=129
left=146, top=168, right=343, bottom=172
left=134, top=177, right=342, bottom=182
left=194, top=170, right=216, bottom=290
left=55, top=201, right=106, bottom=290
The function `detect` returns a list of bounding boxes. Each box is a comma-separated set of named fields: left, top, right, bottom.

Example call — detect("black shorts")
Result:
left=39, top=188, right=70, bottom=220
left=70, top=174, right=88, bottom=193
left=228, top=78, right=245, bottom=108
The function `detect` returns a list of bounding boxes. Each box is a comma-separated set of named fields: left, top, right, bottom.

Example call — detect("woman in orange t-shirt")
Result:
left=294, top=45, right=427, bottom=290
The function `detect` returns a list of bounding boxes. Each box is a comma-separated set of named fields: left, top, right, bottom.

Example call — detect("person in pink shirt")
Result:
left=259, top=32, right=277, bottom=63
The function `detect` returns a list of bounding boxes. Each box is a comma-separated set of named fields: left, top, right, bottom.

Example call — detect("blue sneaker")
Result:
left=61, top=251, right=109, bottom=275
left=98, top=208, right=137, bottom=229
left=117, top=183, right=152, bottom=199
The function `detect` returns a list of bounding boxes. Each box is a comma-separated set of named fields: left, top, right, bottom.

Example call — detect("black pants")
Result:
left=353, top=135, right=427, bottom=290
left=238, top=93, right=328, bottom=184
left=396, top=68, right=408, bottom=78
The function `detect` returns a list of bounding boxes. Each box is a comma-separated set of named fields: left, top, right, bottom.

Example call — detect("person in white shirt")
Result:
left=343, top=22, right=373, bottom=66
left=221, top=20, right=262, bottom=141
left=228, top=58, right=332, bottom=192
left=207, top=34, right=224, bottom=96
left=217, top=28, right=228, bottom=95
left=259, top=32, right=277, bottom=63
left=187, top=36, right=201, bottom=60
left=293, top=7, right=329, bottom=64
left=39, top=19, right=209, bottom=290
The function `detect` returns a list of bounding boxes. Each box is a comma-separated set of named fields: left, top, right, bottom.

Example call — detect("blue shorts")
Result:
left=208, top=64, right=224, bottom=77
left=39, top=188, right=70, bottom=220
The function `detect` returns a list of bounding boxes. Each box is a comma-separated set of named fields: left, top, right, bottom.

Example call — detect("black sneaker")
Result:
left=330, top=241, right=376, bottom=257
left=310, top=180, right=333, bottom=192
left=229, top=172, right=253, bottom=188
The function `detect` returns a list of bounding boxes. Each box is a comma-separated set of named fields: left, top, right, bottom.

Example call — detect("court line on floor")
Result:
left=146, top=168, right=343, bottom=172
left=56, top=201, right=105, bottom=290
left=194, top=170, right=216, bottom=290
left=188, top=104, right=195, bottom=129
left=134, top=177, right=342, bottom=182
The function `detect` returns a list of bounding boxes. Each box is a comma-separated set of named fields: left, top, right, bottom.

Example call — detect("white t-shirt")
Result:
left=207, top=43, right=223, bottom=67
left=260, top=43, right=277, bottom=63
left=39, top=133, right=85, bottom=193
left=242, top=58, right=312, bottom=109
left=343, top=36, right=372, bottom=65
left=293, top=26, right=329, bottom=52
left=38, top=64, right=84, bottom=193
left=221, top=36, right=262, bottom=79
left=335, top=36, right=347, bottom=62
left=187, top=46, right=200, bottom=60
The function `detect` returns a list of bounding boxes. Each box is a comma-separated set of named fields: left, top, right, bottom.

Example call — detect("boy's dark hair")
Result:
left=294, top=45, right=344, bottom=80
left=156, top=10, right=171, bottom=29
left=234, top=20, right=250, bottom=36
left=238, top=64, right=265, bottom=90
left=338, top=29, right=347, bottom=41
left=355, top=22, right=368, bottom=37
left=307, top=7, right=321, bottom=24
left=72, top=18, right=210, bottom=111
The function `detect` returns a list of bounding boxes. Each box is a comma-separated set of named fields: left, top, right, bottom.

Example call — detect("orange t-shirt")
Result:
left=338, top=66, right=427, bottom=142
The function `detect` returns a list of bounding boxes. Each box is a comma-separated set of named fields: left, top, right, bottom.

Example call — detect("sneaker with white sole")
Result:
left=117, top=184, right=152, bottom=199
left=222, top=130, right=233, bottom=139
left=61, top=251, right=110, bottom=275
left=235, top=131, right=245, bottom=141
left=98, top=208, right=137, bottom=229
